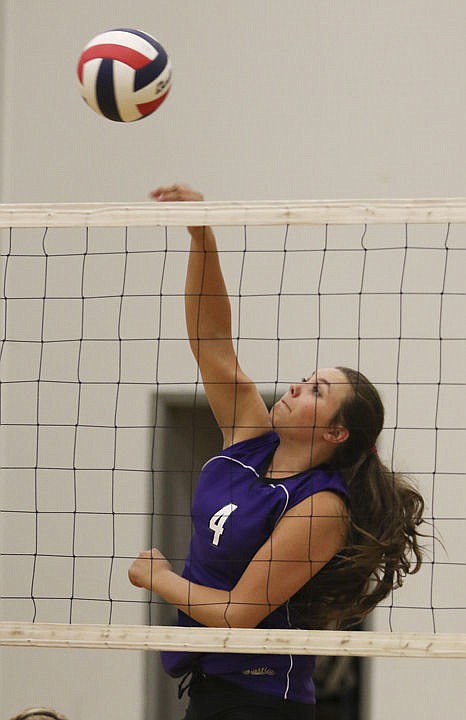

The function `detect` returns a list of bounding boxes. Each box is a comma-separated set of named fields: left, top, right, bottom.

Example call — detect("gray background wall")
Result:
left=1, top=1, right=465, bottom=719
left=2, top=0, right=466, bottom=203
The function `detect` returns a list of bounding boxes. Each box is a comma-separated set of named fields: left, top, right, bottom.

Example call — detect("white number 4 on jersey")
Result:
left=209, top=503, right=238, bottom=546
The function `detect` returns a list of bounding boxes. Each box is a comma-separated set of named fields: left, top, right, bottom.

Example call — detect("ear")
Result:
left=323, top=425, right=349, bottom=445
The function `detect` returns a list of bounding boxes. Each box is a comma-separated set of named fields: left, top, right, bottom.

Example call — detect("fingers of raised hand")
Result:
left=150, top=183, right=203, bottom=202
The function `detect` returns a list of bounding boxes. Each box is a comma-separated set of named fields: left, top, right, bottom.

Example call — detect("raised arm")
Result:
left=151, top=184, right=271, bottom=447
left=128, top=490, right=347, bottom=628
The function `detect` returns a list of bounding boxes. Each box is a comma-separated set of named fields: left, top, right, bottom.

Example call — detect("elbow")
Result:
left=223, top=603, right=271, bottom=629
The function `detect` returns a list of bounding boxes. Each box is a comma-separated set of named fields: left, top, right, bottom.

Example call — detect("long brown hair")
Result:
left=292, top=367, right=425, bottom=629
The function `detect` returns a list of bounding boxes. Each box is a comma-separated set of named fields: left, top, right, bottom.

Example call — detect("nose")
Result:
left=290, top=383, right=299, bottom=396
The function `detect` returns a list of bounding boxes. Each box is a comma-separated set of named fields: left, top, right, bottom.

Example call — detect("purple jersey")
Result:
left=161, top=431, right=349, bottom=704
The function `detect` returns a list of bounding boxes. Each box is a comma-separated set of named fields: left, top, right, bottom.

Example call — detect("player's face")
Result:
left=271, top=367, right=351, bottom=437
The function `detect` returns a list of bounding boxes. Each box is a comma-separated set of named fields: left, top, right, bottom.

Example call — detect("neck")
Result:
left=267, top=435, right=333, bottom=478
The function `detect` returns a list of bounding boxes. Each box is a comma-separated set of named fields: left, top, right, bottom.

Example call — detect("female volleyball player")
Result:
left=129, top=184, right=425, bottom=720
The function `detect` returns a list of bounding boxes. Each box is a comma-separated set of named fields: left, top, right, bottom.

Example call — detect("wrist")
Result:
left=188, top=225, right=209, bottom=240
left=153, top=565, right=176, bottom=596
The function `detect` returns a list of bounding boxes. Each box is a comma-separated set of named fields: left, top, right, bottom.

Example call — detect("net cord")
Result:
left=2, top=199, right=466, bottom=228
left=0, top=623, right=465, bottom=658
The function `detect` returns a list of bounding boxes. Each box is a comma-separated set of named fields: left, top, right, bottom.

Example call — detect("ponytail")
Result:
left=291, top=368, right=425, bottom=629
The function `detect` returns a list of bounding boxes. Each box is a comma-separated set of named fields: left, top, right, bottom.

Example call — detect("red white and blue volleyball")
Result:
left=77, top=28, right=172, bottom=122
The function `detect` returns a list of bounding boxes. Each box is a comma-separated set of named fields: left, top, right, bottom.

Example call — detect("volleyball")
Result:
left=77, top=28, right=172, bottom=122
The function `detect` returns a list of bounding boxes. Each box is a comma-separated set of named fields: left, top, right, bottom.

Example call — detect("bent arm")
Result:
left=129, top=491, right=347, bottom=628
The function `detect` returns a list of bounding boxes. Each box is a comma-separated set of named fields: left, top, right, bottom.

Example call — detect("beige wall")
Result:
left=2, top=1, right=466, bottom=203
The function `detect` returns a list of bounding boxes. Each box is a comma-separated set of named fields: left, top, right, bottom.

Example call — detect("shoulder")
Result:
left=307, top=465, right=349, bottom=499
left=286, top=489, right=347, bottom=518
left=277, top=465, right=349, bottom=512
left=222, top=431, right=280, bottom=457
left=202, top=431, right=280, bottom=479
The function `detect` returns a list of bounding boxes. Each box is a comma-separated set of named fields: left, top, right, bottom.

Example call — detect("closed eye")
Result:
left=311, top=383, right=320, bottom=396
left=301, top=377, right=320, bottom=395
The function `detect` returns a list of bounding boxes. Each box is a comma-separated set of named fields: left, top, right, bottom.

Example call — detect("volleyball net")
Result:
left=0, top=199, right=465, bottom=658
